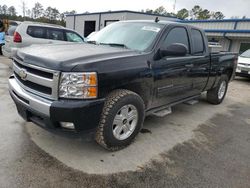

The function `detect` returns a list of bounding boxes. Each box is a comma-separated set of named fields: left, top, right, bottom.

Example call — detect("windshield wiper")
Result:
left=100, top=43, right=129, bottom=49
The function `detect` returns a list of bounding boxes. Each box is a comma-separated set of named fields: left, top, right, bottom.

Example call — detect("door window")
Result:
left=47, top=28, right=64, bottom=41
left=191, top=29, right=205, bottom=55
left=163, top=27, right=190, bottom=54
left=27, top=26, right=46, bottom=39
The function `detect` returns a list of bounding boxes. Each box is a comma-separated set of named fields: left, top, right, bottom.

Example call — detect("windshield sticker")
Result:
left=141, top=26, right=161, bottom=33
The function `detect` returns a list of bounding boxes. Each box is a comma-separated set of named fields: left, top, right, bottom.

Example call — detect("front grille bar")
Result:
left=13, top=57, right=60, bottom=100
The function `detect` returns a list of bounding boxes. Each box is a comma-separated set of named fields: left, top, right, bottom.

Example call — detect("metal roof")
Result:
left=180, top=18, right=250, bottom=23
left=66, top=10, right=178, bottom=19
left=205, top=29, right=250, bottom=33
left=181, top=19, right=250, bottom=38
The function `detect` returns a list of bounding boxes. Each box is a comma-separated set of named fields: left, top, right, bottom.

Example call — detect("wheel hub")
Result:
left=123, top=119, right=128, bottom=124
left=112, top=104, right=138, bottom=140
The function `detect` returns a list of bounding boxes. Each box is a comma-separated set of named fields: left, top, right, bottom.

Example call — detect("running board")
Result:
left=151, top=107, right=172, bottom=117
left=146, top=94, right=201, bottom=117
left=184, top=99, right=199, bottom=105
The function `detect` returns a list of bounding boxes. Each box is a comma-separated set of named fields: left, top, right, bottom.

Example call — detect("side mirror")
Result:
left=160, top=43, right=188, bottom=57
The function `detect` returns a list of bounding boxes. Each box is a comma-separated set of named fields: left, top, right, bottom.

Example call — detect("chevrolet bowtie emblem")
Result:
left=19, top=69, right=27, bottom=80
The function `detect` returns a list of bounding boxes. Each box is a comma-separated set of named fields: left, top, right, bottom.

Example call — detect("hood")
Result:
left=16, top=43, right=141, bottom=71
left=238, top=56, right=250, bottom=65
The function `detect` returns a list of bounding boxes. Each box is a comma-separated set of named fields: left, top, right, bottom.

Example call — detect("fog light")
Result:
left=60, top=122, right=75, bottom=130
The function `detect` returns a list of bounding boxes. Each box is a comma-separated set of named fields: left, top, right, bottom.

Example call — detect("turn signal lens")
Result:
left=87, top=87, right=97, bottom=97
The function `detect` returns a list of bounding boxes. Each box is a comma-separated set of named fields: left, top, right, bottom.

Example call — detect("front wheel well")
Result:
left=104, top=86, right=150, bottom=109
left=225, top=68, right=233, bottom=80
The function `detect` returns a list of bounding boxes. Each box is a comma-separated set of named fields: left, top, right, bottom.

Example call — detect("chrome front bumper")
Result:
left=8, top=76, right=52, bottom=116
left=9, top=75, right=105, bottom=131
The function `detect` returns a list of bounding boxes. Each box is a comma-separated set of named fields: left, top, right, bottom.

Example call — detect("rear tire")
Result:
left=95, top=89, right=145, bottom=151
left=207, top=75, right=229, bottom=105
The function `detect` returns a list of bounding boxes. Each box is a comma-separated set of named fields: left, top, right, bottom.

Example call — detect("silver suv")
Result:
left=3, top=21, right=84, bottom=58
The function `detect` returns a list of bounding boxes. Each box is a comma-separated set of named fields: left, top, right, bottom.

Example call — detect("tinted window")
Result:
left=47, top=29, right=64, bottom=41
left=163, top=27, right=190, bottom=53
left=7, top=26, right=17, bottom=36
left=27, top=26, right=46, bottom=39
left=65, top=31, right=83, bottom=42
left=191, top=29, right=205, bottom=54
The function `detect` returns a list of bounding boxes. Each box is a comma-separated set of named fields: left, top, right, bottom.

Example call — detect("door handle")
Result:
left=185, top=64, right=194, bottom=68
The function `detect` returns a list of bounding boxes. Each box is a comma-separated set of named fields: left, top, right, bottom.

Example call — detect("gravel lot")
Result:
left=0, top=56, right=250, bottom=188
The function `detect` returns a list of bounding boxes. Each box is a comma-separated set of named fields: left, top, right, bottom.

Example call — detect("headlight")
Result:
left=59, top=72, right=97, bottom=99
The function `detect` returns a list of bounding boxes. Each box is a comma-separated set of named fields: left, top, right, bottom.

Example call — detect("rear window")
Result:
left=7, top=26, right=17, bottom=36
left=27, top=26, right=46, bottom=39
left=47, top=28, right=65, bottom=41
left=191, top=29, right=205, bottom=55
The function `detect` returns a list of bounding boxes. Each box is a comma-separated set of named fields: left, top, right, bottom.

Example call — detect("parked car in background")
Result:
left=8, top=20, right=22, bottom=27
left=2, top=26, right=17, bottom=57
left=3, top=21, right=84, bottom=58
left=86, top=31, right=98, bottom=41
left=236, top=49, right=250, bottom=78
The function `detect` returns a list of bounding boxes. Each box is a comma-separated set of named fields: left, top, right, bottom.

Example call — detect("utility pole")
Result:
left=173, top=0, right=177, bottom=13
left=21, top=1, right=27, bottom=17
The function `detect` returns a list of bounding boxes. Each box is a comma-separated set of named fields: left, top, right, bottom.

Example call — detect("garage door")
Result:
left=104, top=20, right=119, bottom=26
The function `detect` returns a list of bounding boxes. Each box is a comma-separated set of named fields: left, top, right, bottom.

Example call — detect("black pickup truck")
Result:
left=9, top=20, right=237, bottom=150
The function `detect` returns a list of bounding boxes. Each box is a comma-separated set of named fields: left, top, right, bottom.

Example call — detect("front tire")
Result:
left=207, top=75, right=229, bottom=105
left=95, top=89, right=145, bottom=151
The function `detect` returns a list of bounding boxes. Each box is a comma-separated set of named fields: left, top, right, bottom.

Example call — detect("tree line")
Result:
left=1, top=3, right=246, bottom=27
left=0, top=3, right=76, bottom=26
left=143, top=5, right=225, bottom=20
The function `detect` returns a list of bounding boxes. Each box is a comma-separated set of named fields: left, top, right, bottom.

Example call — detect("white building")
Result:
left=66, top=11, right=250, bottom=54
left=182, top=19, right=250, bottom=53
left=66, top=10, right=178, bottom=37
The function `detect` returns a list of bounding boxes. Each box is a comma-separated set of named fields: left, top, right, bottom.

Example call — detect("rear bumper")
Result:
left=9, top=76, right=105, bottom=131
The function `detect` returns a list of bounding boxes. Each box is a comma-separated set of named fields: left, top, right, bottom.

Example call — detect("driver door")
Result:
left=151, top=26, right=196, bottom=108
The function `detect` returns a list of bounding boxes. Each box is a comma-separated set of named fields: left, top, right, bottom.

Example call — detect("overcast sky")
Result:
left=1, top=0, right=250, bottom=18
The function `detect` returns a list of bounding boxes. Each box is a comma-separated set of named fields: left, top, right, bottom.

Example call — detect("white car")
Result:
left=3, top=21, right=84, bottom=58
left=86, top=31, right=98, bottom=41
left=236, top=49, right=250, bottom=78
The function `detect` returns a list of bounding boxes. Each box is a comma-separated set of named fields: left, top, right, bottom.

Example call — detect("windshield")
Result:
left=240, top=49, right=250, bottom=58
left=88, top=22, right=164, bottom=51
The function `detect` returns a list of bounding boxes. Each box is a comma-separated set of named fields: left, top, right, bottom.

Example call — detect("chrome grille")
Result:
left=13, top=58, right=60, bottom=100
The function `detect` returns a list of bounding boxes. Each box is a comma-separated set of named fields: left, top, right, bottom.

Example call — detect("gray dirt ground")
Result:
left=0, top=56, right=250, bottom=188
